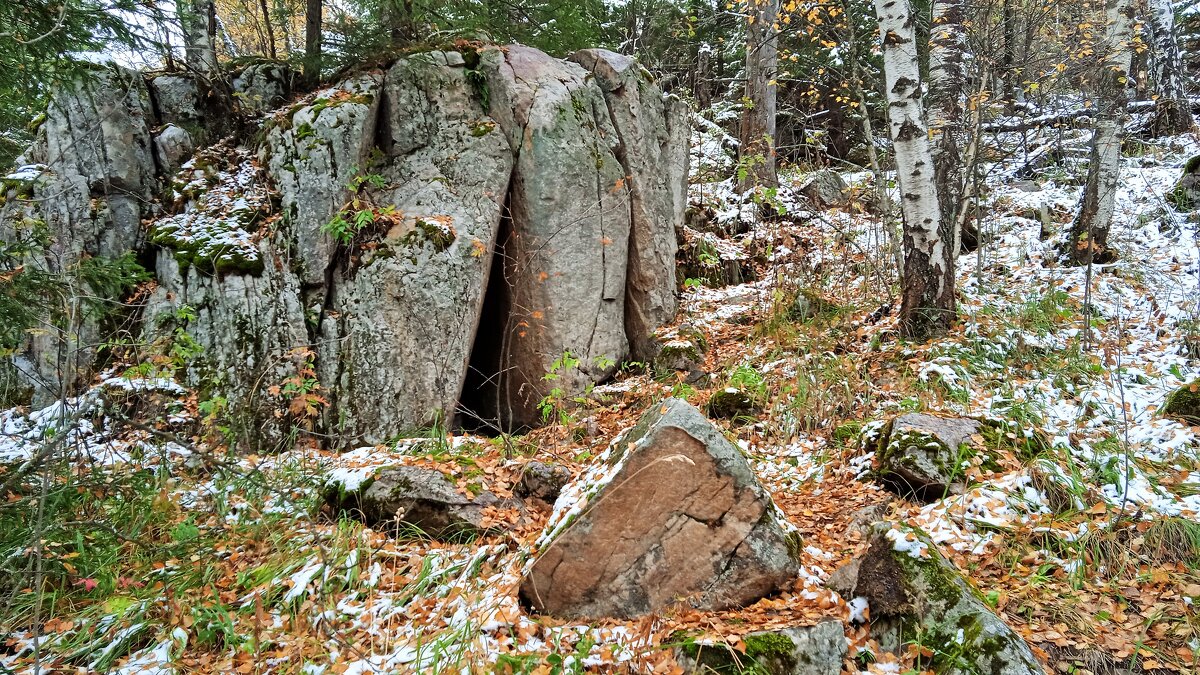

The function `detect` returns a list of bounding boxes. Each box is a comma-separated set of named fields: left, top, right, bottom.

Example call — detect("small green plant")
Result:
left=538, top=350, right=581, bottom=425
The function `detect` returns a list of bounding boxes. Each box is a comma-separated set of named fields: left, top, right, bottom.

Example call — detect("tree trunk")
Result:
left=875, top=0, right=955, bottom=340
left=928, top=0, right=967, bottom=253
left=1063, top=0, right=1134, bottom=265
left=179, top=0, right=219, bottom=76
left=1146, top=0, right=1192, bottom=136
left=303, top=0, right=323, bottom=87
left=259, top=0, right=277, bottom=59
left=1000, top=0, right=1017, bottom=108
left=737, top=0, right=779, bottom=191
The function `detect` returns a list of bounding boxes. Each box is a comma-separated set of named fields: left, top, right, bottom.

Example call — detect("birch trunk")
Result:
left=1146, top=0, right=1192, bottom=136
left=875, top=0, right=955, bottom=339
left=1064, top=0, right=1134, bottom=265
left=179, top=0, right=219, bottom=77
left=738, top=0, right=779, bottom=190
left=928, top=0, right=967, bottom=252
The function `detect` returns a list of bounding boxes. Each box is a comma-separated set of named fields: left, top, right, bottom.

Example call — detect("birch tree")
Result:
left=1063, top=0, right=1135, bottom=265
left=928, top=0, right=967, bottom=252
left=179, top=0, right=219, bottom=76
left=875, top=0, right=955, bottom=339
left=1145, top=0, right=1192, bottom=136
left=738, top=0, right=780, bottom=190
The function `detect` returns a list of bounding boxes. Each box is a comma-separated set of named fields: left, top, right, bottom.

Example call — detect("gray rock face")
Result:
left=6, top=44, right=688, bottom=445
left=848, top=524, right=1045, bottom=675
left=7, top=67, right=158, bottom=402
left=570, top=49, right=687, bottom=360
left=323, top=53, right=513, bottom=444
left=143, top=148, right=308, bottom=447
left=327, top=464, right=522, bottom=538
left=232, top=61, right=291, bottom=113
left=870, top=413, right=984, bottom=502
left=798, top=170, right=849, bottom=208
left=264, top=72, right=382, bottom=286
left=149, top=73, right=229, bottom=147
left=482, top=45, right=632, bottom=428
left=520, top=398, right=799, bottom=619
left=675, top=621, right=847, bottom=674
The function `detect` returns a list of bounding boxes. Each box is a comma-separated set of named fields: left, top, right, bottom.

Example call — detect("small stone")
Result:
left=799, top=170, right=849, bottom=208
left=869, top=413, right=985, bottom=502
left=515, top=461, right=573, bottom=503
left=675, top=620, right=847, bottom=674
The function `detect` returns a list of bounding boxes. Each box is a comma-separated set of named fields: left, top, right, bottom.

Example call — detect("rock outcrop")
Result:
left=840, top=523, right=1045, bottom=675
left=3, top=46, right=689, bottom=444
left=520, top=398, right=799, bottom=619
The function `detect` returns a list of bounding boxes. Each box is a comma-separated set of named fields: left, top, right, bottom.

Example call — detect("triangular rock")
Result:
left=520, top=398, right=799, bottom=619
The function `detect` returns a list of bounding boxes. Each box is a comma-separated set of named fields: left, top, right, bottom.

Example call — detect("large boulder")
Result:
left=842, top=523, right=1045, bottom=675
left=232, top=61, right=291, bottom=113
left=321, top=52, right=513, bottom=444
left=570, top=49, right=687, bottom=360
left=479, top=45, right=633, bottom=428
left=866, top=413, right=987, bottom=502
left=520, top=398, right=799, bottom=619
left=264, top=72, right=383, bottom=286
left=675, top=621, right=847, bottom=675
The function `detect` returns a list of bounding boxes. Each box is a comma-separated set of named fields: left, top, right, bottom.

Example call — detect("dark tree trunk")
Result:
left=259, top=0, right=277, bottom=59
left=303, top=0, right=322, bottom=86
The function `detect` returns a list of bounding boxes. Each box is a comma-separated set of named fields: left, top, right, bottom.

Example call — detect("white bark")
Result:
left=1066, top=0, right=1134, bottom=263
left=928, top=0, right=967, bottom=251
left=875, top=0, right=954, bottom=337
left=179, top=0, right=219, bottom=77
left=1146, top=0, right=1192, bottom=134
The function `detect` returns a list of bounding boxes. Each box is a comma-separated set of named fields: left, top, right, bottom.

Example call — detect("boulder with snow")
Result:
left=798, top=170, right=849, bottom=208
left=651, top=324, right=708, bottom=383
left=866, top=413, right=989, bottom=502
left=674, top=620, right=847, bottom=674
left=325, top=464, right=524, bottom=539
left=841, top=523, right=1045, bottom=675
left=708, top=387, right=762, bottom=420
left=520, top=398, right=799, bottom=619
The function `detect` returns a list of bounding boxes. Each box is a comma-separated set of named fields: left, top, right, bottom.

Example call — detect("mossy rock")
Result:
left=653, top=338, right=705, bottom=381
left=849, top=523, right=1045, bottom=675
left=1163, top=382, right=1200, bottom=424
left=674, top=621, right=847, bottom=674
left=869, top=414, right=991, bottom=503
left=708, top=387, right=762, bottom=421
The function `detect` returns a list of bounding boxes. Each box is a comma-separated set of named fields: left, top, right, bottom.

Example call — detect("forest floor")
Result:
left=4, top=122, right=1200, bottom=674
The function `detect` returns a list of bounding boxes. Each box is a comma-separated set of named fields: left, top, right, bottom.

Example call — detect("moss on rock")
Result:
left=1163, top=382, right=1200, bottom=424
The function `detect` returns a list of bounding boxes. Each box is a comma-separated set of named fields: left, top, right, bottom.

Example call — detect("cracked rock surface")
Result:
left=520, top=398, right=798, bottom=619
